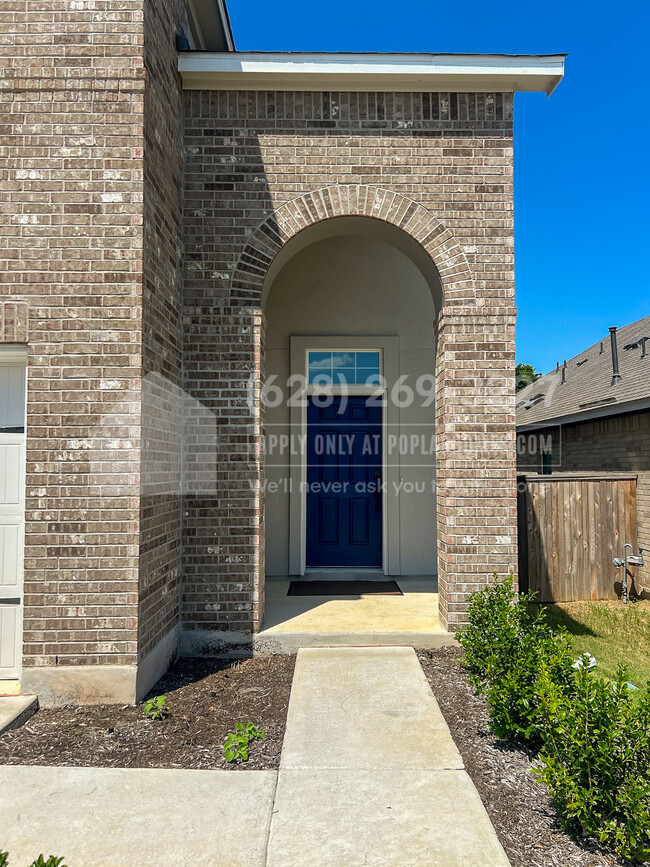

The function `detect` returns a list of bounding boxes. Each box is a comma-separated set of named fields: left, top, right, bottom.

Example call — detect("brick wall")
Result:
left=0, top=301, right=29, bottom=344
left=561, top=412, right=650, bottom=589
left=139, top=0, right=185, bottom=661
left=182, top=91, right=518, bottom=634
left=1, top=0, right=186, bottom=675
left=1, top=1, right=146, bottom=668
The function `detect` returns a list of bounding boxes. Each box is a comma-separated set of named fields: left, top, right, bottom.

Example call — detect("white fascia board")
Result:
left=178, top=52, right=566, bottom=95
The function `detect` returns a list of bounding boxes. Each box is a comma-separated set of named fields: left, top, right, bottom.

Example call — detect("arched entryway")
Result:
left=233, top=185, right=473, bottom=303
left=232, top=184, right=479, bottom=633
left=263, top=216, right=442, bottom=582
left=178, top=181, right=517, bottom=653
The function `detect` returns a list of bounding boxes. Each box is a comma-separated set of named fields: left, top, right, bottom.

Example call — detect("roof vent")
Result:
left=609, top=326, right=622, bottom=385
left=560, top=360, right=567, bottom=384
left=579, top=396, right=617, bottom=410
left=623, top=336, right=649, bottom=359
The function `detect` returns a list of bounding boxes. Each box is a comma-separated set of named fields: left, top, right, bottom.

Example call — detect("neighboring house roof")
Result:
left=517, top=315, right=650, bottom=430
left=177, top=52, right=566, bottom=94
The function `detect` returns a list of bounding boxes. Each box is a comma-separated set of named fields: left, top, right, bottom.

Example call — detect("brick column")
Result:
left=435, top=305, right=518, bottom=630
left=181, top=306, right=266, bottom=650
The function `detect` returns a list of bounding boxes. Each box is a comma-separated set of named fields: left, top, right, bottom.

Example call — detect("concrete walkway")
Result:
left=0, top=647, right=509, bottom=866
left=266, top=646, right=510, bottom=866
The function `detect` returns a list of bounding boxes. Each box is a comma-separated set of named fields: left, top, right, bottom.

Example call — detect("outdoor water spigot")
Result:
left=613, top=557, right=625, bottom=568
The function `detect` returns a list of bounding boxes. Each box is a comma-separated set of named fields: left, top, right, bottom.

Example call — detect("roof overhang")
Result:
left=186, top=0, right=235, bottom=52
left=517, top=396, right=650, bottom=432
left=178, top=52, right=566, bottom=94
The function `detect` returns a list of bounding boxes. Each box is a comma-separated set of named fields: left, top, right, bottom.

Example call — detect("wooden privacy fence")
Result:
left=518, top=472, right=638, bottom=602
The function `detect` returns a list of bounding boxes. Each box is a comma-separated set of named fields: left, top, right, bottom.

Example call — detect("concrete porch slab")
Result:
left=0, top=695, right=38, bottom=735
left=265, top=768, right=510, bottom=867
left=256, top=576, right=456, bottom=652
left=0, top=766, right=277, bottom=867
left=281, top=646, right=463, bottom=770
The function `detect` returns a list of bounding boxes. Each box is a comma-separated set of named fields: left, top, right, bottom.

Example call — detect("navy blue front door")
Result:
left=306, top=396, right=382, bottom=568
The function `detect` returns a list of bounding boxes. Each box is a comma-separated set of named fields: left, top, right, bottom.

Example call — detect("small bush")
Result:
left=223, top=722, right=266, bottom=763
left=537, top=662, right=650, bottom=862
left=458, top=575, right=524, bottom=687
left=0, top=852, right=8, bottom=867
left=142, top=695, right=169, bottom=721
left=458, top=575, right=574, bottom=744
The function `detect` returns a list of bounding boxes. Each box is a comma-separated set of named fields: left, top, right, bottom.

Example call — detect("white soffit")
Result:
left=178, top=52, right=566, bottom=95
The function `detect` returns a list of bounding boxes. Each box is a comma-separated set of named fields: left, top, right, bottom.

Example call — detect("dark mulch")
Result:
left=0, top=655, right=295, bottom=771
left=418, top=647, right=635, bottom=867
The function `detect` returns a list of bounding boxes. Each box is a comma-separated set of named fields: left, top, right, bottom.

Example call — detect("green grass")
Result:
left=542, top=600, right=650, bottom=688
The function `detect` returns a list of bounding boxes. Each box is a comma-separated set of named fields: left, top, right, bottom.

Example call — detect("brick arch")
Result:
left=231, top=184, right=473, bottom=306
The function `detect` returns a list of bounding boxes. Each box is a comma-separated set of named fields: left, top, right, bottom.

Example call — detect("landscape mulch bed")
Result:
left=0, top=655, right=295, bottom=771
left=419, top=647, right=637, bottom=867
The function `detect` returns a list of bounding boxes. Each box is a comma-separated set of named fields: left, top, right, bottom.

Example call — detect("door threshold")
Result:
left=302, top=568, right=385, bottom=581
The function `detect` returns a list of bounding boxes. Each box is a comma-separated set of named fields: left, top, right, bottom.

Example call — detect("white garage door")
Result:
left=0, top=351, right=26, bottom=681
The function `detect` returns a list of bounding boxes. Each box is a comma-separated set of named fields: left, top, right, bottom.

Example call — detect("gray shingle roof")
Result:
left=516, top=315, right=650, bottom=429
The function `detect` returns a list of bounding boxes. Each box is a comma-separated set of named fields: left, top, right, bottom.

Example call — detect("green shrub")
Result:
left=223, top=721, right=266, bottom=763
left=142, top=694, right=169, bottom=721
left=484, top=624, right=574, bottom=744
left=458, top=575, right=574, bottom=744
left=460, top=576, right=650, bottom=861
left=0, top=855, right=66, bottom=867
left=457, top=574, right=522, bottom=687
left=536, top=662, right=650, bottom=862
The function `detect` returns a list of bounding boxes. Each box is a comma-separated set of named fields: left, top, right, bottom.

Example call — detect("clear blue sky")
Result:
left=227, top=0, right=649, bottom=374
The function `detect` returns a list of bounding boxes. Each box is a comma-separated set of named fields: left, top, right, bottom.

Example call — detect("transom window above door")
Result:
left=307, top=350, right=381, bottom=385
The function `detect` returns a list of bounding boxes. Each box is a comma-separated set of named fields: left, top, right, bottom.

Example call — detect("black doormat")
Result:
left=287, top=579, right=403, bottom=597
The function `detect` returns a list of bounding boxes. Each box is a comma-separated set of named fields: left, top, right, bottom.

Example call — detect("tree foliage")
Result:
left=516, top=362, right=542, bottom=392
